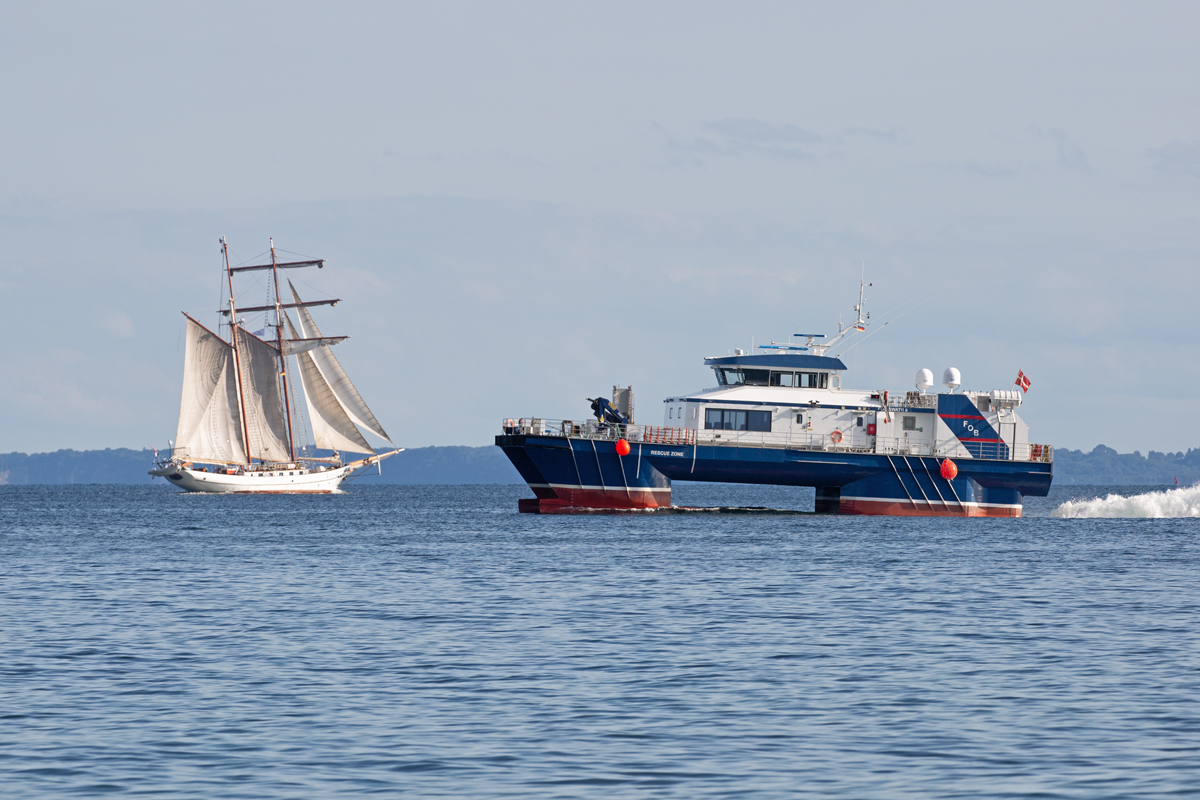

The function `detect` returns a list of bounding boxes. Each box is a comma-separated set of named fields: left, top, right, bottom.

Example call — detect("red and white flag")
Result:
left=1016, top=370, right=1031, bottom=393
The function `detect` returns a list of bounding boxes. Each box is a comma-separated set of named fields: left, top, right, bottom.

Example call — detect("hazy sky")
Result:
left=2, top=2, right=1198, bottom=455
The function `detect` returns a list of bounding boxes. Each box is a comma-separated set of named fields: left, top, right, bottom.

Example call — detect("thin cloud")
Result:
left=1149, top=140, right=1200, bottom=177
left=1026, top=127, right=1091, bottom=172
left=665, top=117, right=908, bottom=162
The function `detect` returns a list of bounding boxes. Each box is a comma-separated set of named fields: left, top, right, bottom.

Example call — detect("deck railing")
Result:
left=500, top=418, right=1054, bottom=463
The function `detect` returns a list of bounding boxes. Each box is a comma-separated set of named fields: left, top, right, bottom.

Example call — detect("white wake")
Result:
left=1051, top=484, right=1200, bottom=518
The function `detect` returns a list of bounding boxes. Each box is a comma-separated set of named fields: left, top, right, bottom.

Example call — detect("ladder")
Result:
left=886, top=455, right=967, bottom=515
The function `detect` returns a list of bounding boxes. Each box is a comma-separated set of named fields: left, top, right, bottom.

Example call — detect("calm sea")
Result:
left=1, top=483, right=1198, bottom=798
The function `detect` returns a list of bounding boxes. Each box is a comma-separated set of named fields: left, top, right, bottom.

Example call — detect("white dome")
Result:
left=943, top=367, right=961, bottom=390
left=916, top=368, right=934, bottom=390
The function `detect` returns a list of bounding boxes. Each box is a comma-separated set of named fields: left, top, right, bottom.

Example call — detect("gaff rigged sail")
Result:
left=174, top=315, right=247, bottom=464
left=234, top=329, right=293, bottom=463
left=285, top=312, right=375, bottom=455
left=289, top=280, right=392, bottom=445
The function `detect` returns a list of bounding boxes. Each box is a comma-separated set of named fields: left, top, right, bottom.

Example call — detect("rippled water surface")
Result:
left=2, top=483, right=1198, bottom=798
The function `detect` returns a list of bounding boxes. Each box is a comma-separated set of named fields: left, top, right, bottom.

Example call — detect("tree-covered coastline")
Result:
left=1, top=445, right=1196, bottom=486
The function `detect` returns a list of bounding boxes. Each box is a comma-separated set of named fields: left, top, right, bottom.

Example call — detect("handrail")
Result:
left=499, top=418, right=1053, bottom=463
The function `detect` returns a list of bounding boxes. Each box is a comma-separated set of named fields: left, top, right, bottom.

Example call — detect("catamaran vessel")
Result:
left=150, top=238, right=399, bottom=492
left=497, top=282, right=1053, bottom=516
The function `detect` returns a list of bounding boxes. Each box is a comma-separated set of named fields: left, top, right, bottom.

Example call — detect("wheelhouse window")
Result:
left=770, top=371, right=796, bottom=387
left=742, top=369, right=770, bottom=386
left=795, top=372, right=828, bottom=389
left=715, top=368, right=744, bottom=386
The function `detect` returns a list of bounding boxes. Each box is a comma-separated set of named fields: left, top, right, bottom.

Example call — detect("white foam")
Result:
left=1051, top=484, right=1200, bottom=518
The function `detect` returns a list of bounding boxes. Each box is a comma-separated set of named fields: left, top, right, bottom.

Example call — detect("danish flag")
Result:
left=1016, top=370, right=1031, bottom=393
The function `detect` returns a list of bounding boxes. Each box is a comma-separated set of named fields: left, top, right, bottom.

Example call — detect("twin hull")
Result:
left=496, top=434, right=1053, bottom=516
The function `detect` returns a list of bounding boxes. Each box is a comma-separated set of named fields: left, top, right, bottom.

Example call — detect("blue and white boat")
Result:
left=496, top=283, right=1053, bottom=516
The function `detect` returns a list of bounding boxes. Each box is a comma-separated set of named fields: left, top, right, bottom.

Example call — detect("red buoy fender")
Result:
left=940, top=458, right=958, bottom=480
left=616, top=438, right=631, bottom=456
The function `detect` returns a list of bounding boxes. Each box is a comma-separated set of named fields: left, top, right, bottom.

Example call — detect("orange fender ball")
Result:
left=940, top=458, right=958, bottom=480
left=616, top=439, right=631, bottom=456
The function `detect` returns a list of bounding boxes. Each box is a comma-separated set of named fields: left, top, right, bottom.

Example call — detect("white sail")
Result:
left=283, top=335, right=346, bottom=356
left=175, top=315, right=247, bottom=463
left=285, top=313, right=375, bottom=454
left=289, top=281, right=392, bottom=443
left=234, top=329, right=293, bottom=462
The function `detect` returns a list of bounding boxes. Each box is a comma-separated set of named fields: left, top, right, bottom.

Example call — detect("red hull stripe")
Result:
left=940, top=414, right=987, bottom=420
left=520, top=485, right=671, bottom=513
left=840, top=497, right=1022, bottom=518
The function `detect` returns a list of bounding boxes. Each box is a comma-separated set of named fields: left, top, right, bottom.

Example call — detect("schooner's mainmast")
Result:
left=220, top=240, right=339, bottom=465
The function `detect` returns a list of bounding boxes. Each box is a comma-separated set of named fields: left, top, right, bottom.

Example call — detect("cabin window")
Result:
left=770, top=371, right=796, bottom=387
left=748, top=410, right=771, bottom=432
left=705, top=409, right=748, bottom=430
left=795, top=413, right=803, bottom=424
left=902, top=416, right=917, bottom=431
left=742, top=369, right=770, bottom=386
left=668, top=407, right=673, bottom=419
left=856, top=416, right=863, bottom=427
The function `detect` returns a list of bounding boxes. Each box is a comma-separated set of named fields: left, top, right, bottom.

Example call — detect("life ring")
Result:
left=505, top=418, right=516, bottom=432
left=830, top=430, right=843, bottom=444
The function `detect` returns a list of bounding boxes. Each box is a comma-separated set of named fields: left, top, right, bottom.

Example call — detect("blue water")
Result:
left=2, top=483, right=1198, bottom=798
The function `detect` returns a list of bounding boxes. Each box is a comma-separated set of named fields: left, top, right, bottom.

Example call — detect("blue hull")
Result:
left=496, top=434, right=1053, bottom=516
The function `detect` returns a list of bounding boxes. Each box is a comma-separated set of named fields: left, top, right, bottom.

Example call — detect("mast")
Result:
left=809, top=277, right=870, bottom=356
left=270, top=238, right=298, bottom=462
left=223, top=237, right=254, bottom=465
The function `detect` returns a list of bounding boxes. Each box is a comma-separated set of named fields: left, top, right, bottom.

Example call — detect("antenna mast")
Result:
left=810, top=275, right=870, bottom=355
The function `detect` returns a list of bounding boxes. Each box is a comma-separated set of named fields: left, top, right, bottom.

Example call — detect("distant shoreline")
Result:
left=0, top=446, right=523, bottom=486
left=1, top=444, right=1197, bottom=486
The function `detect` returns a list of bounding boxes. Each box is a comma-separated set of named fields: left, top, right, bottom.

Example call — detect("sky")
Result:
left=2, top=2, right=1198, bottom=455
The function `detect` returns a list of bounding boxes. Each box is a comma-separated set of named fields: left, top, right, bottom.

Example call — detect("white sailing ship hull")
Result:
left=151, top=464, right=356, bottom=494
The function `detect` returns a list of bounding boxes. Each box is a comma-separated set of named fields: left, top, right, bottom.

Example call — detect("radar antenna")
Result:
left=807, top=275, right=870, bottom=356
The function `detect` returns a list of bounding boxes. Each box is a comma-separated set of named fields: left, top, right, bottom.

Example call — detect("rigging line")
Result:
left=870, top=293, right=927, bottom=325
left=832, top=293, right=941, bottom=359
left=230, top=248, right=270, bottom=268
left=276, top=247, right=321, bottom=261
left=287, top=353, right=314, bottom=459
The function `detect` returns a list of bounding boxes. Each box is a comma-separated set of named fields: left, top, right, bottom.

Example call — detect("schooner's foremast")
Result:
left=150, top=239, right=400, bottom=492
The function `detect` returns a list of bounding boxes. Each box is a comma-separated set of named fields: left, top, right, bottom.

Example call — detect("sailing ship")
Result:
left=150, top=238, right=400, bottom=492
